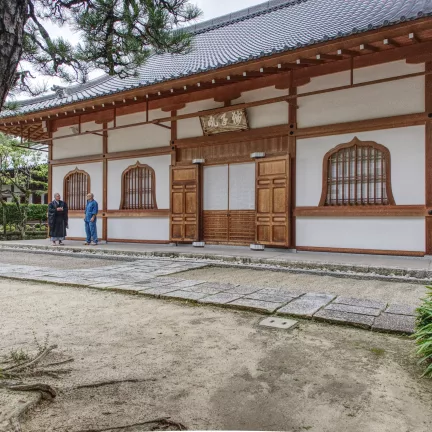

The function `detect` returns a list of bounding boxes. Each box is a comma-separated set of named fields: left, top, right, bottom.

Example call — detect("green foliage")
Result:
left=0, top=203, right=48, bottom=223
left=414, top=285, right=432, bottom=378
left=0, top=133, right=48, bottom=239
left=7, top=0, right=201, bottom=102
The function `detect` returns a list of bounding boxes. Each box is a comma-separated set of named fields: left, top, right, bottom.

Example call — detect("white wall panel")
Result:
left=66, top=216, right=102, bottom=239
left=107, top=154, right=171, bottom=210
left=298, top=76, right=424, bottom=127
left=296, top=126, right=425, bottom=206
left=52, top=162, right=103, bottom=208
left=177, top=99, right=223, bottom=139
left=236, top=87, right=288, bottom=129
left=108, top=109, right=171, bottom=152
left=229, top=163, right=255, bottom=210
left=203, top=165, right=228, bottom=210
left=108, top=218, right=169, bottom=240
left=296, top=217, right=425, bottom=252
left=53, top=122, right=102, bottom=159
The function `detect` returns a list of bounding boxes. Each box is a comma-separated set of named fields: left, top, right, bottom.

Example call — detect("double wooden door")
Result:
left=170, top=155, right=290, bottom=246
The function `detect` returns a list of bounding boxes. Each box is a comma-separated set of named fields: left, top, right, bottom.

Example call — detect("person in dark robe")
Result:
left=48, top=193, right=68, bottom=246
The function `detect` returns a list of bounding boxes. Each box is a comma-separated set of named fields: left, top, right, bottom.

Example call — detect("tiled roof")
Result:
left=2, top=0, right=431, bottom=119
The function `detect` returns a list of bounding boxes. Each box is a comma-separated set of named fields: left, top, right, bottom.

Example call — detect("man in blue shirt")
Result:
left=84, top=193, right=99, bottom=245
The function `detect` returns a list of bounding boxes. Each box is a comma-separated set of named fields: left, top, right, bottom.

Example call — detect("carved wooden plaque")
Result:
left=200, top=108, right=249, bottom=135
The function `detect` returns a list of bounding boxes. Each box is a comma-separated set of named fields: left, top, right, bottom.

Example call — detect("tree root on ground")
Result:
left=74, top=378, right=157, bottom=390
left=0, top=383, right=56, bottom=400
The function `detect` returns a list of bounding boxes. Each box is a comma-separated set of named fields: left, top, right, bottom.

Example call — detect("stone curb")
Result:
left=1, top=244, right=431, bottom=284
left=0, top=274, right=417, bottom=336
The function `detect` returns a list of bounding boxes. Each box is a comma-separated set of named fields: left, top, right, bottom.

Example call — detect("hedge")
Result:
left=0, top=203, right=48, bottom=224
left=414, top=286, right=432, bottom=378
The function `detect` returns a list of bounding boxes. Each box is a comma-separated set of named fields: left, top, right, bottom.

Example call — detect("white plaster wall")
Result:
left=296, top=217, right=425, bottom=252
left=296, top=126, right=425, bottom=206
left=203, top=165, right=228, bottom=210
left=107, top=154, right=171, bottom=210
left=52, top=162, right=104, bottom=208
left=236, top=86, right=288, bottom=129
left=66, top=216, right=102, bottom=239
left=53, top=122, right=103, bottom=159
left=107, top=218, right=169, bottom=241
left=177, top=99, right=223, bottom=139
left=297, top=61, right=425, bottom=127
left=108, top=109, right=171, bottom=152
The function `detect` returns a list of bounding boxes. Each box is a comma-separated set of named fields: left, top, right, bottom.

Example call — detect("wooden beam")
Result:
left=425, top=61, right=432, bottom=254
left=316, top=53, right=343, bottom=61
left=409, top=32, right=421, bottom=43
left=296, top=58, right=324, bottom=65
left=102, top=122, right=108, bottom=241
left=360, top=43, right=380, bottom=52
left=161, top=103, right=186, bottom=112
left=383, top=38, right=401, bottom=48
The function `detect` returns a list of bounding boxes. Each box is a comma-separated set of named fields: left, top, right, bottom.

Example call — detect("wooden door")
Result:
left=170, top=165, right=199, bottom=242
left=256, top=156, right=290, bottom=246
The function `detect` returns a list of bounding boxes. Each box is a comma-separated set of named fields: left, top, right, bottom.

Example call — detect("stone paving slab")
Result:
left=325, top=303, right=382, bottom=317
left=198, top=292, right=243, bottom=305
left=276, top=293, right=336, bottom=318
left=136, top=286, right=179, bottom=297
left=223, top=285, right=261, bottom=295
left=160, top=290, right=208, bottom=301
left=226, top=298, right=286, bottom=313
left=168, top=280, right=205, bottom=289
left=372, top=313, right=416, bottom=334
left=246, top=288, right=303, bottom=303
left=385, top=304, right=417, bottom=316
left=333, top=296, right=386, bottom=311
left=259, top=317, right=299, bottom=330
left=314, top=309, right=375, bottom=329
left=182, top=284, right=227, bottom=295
left=195, top=282, right=239, bottom=292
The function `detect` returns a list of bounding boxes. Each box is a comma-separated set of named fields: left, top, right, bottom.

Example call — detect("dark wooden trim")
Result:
left=296, top=246, right=425, bottom=257
left=102, top=122, right=108, bottom=241
left=295, top=205, right=426, bottom=217
left=68, top=211, right=84, bottom=217
left=106, top=239, right=170, bottom=244
left=51, top=154, right=104, bottom=165
left=48, top=128, right=53, bottom=201
left=103, top=209, right=169, bottom=217
left=318, top=137, right=396, bottom=207
left=63, top=167, right=91, bottom=210
left=119, top=161, right=158, bottom=210
left=288, top=85, right=297, bottom=249
left=296, top=112, right=427, bottom=139
left=425, top=61, right=432, bottom=253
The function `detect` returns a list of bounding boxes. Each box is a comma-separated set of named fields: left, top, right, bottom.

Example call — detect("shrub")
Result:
left=414, top=285, right=432, bottom=378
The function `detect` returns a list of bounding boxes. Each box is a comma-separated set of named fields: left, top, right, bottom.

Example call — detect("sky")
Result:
left=16, top=0, right=266, bottom=99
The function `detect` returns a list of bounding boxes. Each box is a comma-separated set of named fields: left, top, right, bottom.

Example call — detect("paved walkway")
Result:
left=2, top=239, right=432, bottom=282
left=0, top=255, right=417, bottom=335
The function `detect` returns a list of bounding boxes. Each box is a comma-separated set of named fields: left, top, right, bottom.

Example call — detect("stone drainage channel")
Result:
left=0, top=258, right=416, bottom=335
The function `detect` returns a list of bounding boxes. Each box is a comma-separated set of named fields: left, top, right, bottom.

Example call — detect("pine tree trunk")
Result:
left=0, top=0, right=28, bottom=110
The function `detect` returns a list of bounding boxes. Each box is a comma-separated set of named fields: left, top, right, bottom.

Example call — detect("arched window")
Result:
left=63, top=168, right=90, bottom=210
left=120, top=162, right=157, bottom=210
left=319, top=137, right=395, bottom=206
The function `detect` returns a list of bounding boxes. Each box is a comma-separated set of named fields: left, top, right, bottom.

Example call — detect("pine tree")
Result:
left=0, top=0, right=201, bottom=111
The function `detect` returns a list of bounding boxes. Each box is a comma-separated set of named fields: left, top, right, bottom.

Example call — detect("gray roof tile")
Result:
left=2, top=0, right=431, bottom=118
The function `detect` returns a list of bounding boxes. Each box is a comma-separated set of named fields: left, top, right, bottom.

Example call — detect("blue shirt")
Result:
left=85, top=200, right=98, bottom=222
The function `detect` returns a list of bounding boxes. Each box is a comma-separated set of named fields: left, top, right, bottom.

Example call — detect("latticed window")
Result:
left=319, top=138, right=395, bottom=206
left=64, top=168, right=90, bottom=210
left=120, top=162, right=157, bottom=210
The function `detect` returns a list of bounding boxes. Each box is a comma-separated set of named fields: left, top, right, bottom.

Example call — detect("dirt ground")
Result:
left=181, top=266, right=428, bottom=306
left=0, top=277, right=431, bottom=432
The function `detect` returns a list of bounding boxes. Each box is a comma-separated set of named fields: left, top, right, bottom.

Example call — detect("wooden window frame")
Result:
left=63, top=167, right=91, bottom=211
left=319, top=137, right=396, bottom=207
left=120, top=161, right=158, bottom=210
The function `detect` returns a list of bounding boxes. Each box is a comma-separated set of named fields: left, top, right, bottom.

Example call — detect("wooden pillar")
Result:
left=171, top=110, right=177, bottom=166
left=288, top=85, right=297, bottom=249
left=102, top=122, right=108, bottom=241
left=47, top=125, right=53, bottom=239
left=426, top=62, right=432, bottom=253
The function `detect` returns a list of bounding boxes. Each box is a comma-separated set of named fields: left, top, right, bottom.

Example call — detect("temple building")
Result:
left=1, top=0, right=432, bottom=256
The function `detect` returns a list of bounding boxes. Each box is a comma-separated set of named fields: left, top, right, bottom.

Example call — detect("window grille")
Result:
left=120, top=162, right=157, bottom=210
left=64, top=168, right=90, bottom=210
left=319, top=138, right=395, bottom=206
